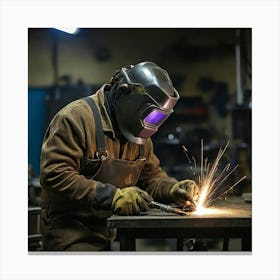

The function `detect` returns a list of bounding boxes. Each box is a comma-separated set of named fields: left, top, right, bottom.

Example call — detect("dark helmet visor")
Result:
left=143, top=109, right=169, bottom=126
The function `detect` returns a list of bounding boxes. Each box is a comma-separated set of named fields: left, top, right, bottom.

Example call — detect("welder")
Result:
left=40, top=61, right=199, bottom=251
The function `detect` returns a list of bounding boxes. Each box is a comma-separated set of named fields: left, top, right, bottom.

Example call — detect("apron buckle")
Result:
left=96, top=150, right=109, bottom=161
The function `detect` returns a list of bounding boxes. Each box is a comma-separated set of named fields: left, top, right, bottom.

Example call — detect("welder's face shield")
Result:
left=114, top=65, right=180, bottom=144
left=115, top=85, right=179, bottom=144
left=137, top=105, right=172, bottom=139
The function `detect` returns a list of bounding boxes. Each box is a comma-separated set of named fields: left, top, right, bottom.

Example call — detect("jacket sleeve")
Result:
left=137, top=139, right=177, bottom=202
left=40, top=103, right=116, bottom=210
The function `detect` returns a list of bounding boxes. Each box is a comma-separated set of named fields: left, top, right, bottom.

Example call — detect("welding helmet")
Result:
left=114, top=62, right=180, bottom=144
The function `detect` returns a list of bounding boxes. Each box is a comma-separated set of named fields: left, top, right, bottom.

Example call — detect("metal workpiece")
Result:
left=149, top=201, right=190, bottom=216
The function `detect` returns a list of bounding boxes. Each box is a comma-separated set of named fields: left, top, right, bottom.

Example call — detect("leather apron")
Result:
left=40, top=97, right=146, bottom=251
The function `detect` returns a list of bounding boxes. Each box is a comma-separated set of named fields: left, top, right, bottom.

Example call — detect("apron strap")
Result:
left=82, top=97, right=108, bottom=160
left=139, top=144, right=145, bottom=159
left=83, top=96, right=145, bottom=160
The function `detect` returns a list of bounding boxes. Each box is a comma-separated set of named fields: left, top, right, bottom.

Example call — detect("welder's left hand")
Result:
left=169, top=179, right=199, bottom=209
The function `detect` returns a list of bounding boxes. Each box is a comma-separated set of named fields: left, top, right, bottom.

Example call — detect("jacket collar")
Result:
left=92, top=84, right=116, bottom=139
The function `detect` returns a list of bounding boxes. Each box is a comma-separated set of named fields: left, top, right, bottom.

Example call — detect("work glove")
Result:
left=112, top=186, right=153, bottom=215
left=169, top=179, right=199, bottom=209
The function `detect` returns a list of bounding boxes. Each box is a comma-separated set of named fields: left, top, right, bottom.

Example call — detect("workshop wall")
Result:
left=28, top=28, right=251, bottom=93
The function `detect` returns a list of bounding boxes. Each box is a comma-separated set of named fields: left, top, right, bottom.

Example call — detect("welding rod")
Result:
left=149, top=201, right=189, bottom=216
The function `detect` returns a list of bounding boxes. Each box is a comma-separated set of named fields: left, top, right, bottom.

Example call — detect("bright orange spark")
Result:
left=183, top=140, right=246, bottom=215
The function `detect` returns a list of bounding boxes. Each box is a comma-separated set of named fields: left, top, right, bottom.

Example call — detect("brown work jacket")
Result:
left=40, top=84, right=177, bottom=250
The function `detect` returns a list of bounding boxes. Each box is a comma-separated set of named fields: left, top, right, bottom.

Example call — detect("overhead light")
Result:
left=53, top=27, right=79, bottom=34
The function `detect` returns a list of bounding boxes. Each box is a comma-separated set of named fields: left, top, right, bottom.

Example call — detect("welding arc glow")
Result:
left=183, top=140, right=246, bottom=215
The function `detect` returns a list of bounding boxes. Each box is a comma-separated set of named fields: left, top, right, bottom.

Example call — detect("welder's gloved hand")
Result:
left=169, top=179, right=199, bottom=209
left=112, top=186, right=153, bottom=215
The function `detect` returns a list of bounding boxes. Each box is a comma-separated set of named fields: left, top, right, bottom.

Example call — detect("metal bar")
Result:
left=235, top=28, right=244, bottom=105
left=149, top=201, right=189, bottom=216
left=177, top=238, right=184, bottom=251
left=28, top=207, right=41, bottom=215
left=241, top=232, right=252, bottom=251
left=222, top=237, right=229, bottom=251
left=28, top=234, right=42, bottom=242
left=118, top=229, right=136, bottom=251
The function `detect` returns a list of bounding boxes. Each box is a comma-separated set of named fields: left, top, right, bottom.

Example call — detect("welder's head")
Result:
left=111, top=61, right=180, bottom=144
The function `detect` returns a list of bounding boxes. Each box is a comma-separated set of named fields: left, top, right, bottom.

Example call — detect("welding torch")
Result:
left=149, top=201, right=190, bottom=216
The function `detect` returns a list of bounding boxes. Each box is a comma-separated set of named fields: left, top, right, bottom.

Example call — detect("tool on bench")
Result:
left=149, top=201, right=190, bottom=216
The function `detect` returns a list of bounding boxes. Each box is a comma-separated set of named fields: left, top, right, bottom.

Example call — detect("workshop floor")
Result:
left=111, top=238, right=242, bottom=252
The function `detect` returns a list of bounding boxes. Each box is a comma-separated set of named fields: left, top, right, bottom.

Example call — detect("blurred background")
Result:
left=28, top=28, right=252, bottom=250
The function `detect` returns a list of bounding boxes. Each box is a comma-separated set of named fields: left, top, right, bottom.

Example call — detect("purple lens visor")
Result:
left=143, top=110, right=169, bottom=126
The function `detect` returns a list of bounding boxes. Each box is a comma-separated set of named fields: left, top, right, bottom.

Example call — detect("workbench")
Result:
left=107, top=196, right=251, bottom=251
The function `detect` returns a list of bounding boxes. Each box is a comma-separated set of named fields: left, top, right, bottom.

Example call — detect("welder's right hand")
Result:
left=112, top=186, right=153, bottom=215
